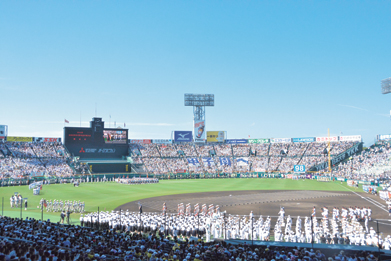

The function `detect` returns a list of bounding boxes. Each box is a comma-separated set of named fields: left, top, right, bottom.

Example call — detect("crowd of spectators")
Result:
left=131, top=142, right=358, bottom=175
left=0, top=142, right=74, bottom=179
left=0, top=216, right=382, bottom=261
left=333, top=141, right=391, bottom=181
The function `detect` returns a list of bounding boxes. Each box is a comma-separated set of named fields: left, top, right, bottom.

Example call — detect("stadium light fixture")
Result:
left=381, top=77, right=391, bottom=94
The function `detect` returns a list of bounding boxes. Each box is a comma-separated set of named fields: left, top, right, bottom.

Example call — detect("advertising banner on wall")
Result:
left=194, top=120, right=205, bottom=142
left=339, top=135, right=361, bottom=142
left=129, top=139, right=152, bottom=144
left=316, top=136, right=338, bottom=143
left=248, top=139, right=270, bottom=144
left=378, top=134, right=391, bottom=141
left=225, top=139, right=248, bottom=144
left=0, top=125, right=7, bottom=139
left=271, top=138, right=291, bottom=143
left=7, top=136, right=33, bottom=142
left=292, top=137, right=315, bottom=143
left=34, top=137, right=61, bottom=142
left=206, top=131, right=224, bottom=142
left=174, top=131, right=193, bottom=142
left=152, top=139, right=172, bottom=144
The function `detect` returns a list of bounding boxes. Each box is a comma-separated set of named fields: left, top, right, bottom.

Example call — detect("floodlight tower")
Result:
left=382, top=78, right=391, bottom=121
left=381, top=77, right=391, bottom=95
left=184, top=94, right=214, bottom=142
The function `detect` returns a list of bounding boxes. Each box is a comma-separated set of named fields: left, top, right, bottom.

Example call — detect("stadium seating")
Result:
left=130, top=141, right=359, bottom=175
left=0, top=141, right=74, bottom=179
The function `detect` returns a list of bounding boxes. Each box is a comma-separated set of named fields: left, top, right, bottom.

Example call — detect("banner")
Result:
left=34, top=137, right=61, bottom=142
left=129, top=139, right=152, bottom=144
left=194, top=120, right=205, bottom=142
left=305, top=174, right=312, bottom=179
left=271, top=138, right=291, bottom=143
left=206, top=131, right=224, bottom=142
left=219, top=157, right=231, bottom=166
left=6, top=136, right=33, bottom=142
left=248, top=138, right=269, bottom=144
left=292, top=137, right=315, bottom=143
left=339, top=135, right=361, bottom=142
left=174, top=131, right=193, bottom=142
left=226, top=139, right=248, bottom=144
left=316, top=136, right=338, bottom=143
left=378, top=134, right=391, bottom=141
left=187, top=158, right=200, bottom=165
left=202, top=157, right=215, bottom=166
left=152, top=139, right=172, bottom=144
left=0, top=125, right=7, bottom=139
left=236, top=157, right=249, bottom=166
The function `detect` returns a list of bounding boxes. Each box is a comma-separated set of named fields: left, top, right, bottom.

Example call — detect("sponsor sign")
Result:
left=206, top=131, right=224, bottom=142
left=316, top=136, right=338, bottom=143
left=271, top=138, right=291, bottom=143
left=175, top=169, right=187, bottom=173
left=378, top=134, right=391, bottom=141
left=294, top=165, right=306, bottom=173
left=0, top=125, right=7, bottom=139
left=187, top=158, right=200, bottom=165
left=79, top=148, right=117, bottom=154
left=152, top=139, right=172, bottom=144
left=194, top=120, right=205, bottom=142
left=34, top=137, right=61, bottom=143
left=225, top=139, right=248, bottom=144
left=248, top=139, right=269, bottom=144
left=306, top=174, right=312, bottom=179
left=292, top=137, right=315, bottom=143
left=339, top=135, right=361, bottom=142
left=236, top=157, right=249, bottom=166
left=129, top=139, right=152, bottom=144
left=174, top=131, right=193, bottom=142
left=202, top=157, right=215, bottom=166
left=7, top=136, right=33, bottom=142
left=219, top=157, right=231, bottom=166
left=287, top=174, right=293, bottom=179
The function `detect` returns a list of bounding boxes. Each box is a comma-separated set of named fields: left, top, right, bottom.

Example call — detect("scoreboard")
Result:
left=64, top=117, right=128, bottom=159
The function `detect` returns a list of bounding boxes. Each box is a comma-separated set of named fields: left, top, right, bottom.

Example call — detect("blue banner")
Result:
left=174, top=131, right=193, bottom=142
left=187, top=158, right=199, bottom=165
left=202, top=157, right=215, bottom=166
left=292, top=137, right=315, bottom=143
left=225, top=139, right=248, bottom=144
left=219, top=157, right=232, bottom=166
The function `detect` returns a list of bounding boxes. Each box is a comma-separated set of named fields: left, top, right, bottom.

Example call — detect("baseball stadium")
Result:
left=3, top=1, right=391, bottom=260
left=1, top=113, right=391, bottom=260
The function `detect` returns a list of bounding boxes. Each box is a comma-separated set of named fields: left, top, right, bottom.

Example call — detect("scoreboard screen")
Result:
left=64, top=126, right=128, bottom=159
left=65, top=128, right=93, bottom=144
left=103, top=129, right=127, bottom=144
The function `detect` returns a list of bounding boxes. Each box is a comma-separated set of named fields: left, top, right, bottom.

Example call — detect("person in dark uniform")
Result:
left=24, top=199, right=28, bottom=210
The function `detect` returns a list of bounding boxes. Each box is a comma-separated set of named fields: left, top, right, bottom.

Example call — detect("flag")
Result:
left=124, top=122, right=126, bottom=127
left=64, top=119, right=69, bottom=124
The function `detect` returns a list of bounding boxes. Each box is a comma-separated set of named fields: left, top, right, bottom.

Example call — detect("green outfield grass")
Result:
left=0, top=178, right=352, bottom=223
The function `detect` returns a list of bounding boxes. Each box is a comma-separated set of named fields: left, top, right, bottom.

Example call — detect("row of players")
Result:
left=311, top=206, right=372, bottom=221
left=116, top=177, right=159, bottom=185
left=79, top=203, right=386, bottom=248
left=37, top=199, right=85, bottom=213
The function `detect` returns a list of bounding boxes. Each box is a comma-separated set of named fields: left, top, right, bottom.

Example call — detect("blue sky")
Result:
left=1, top=1, right=391, bottom=145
